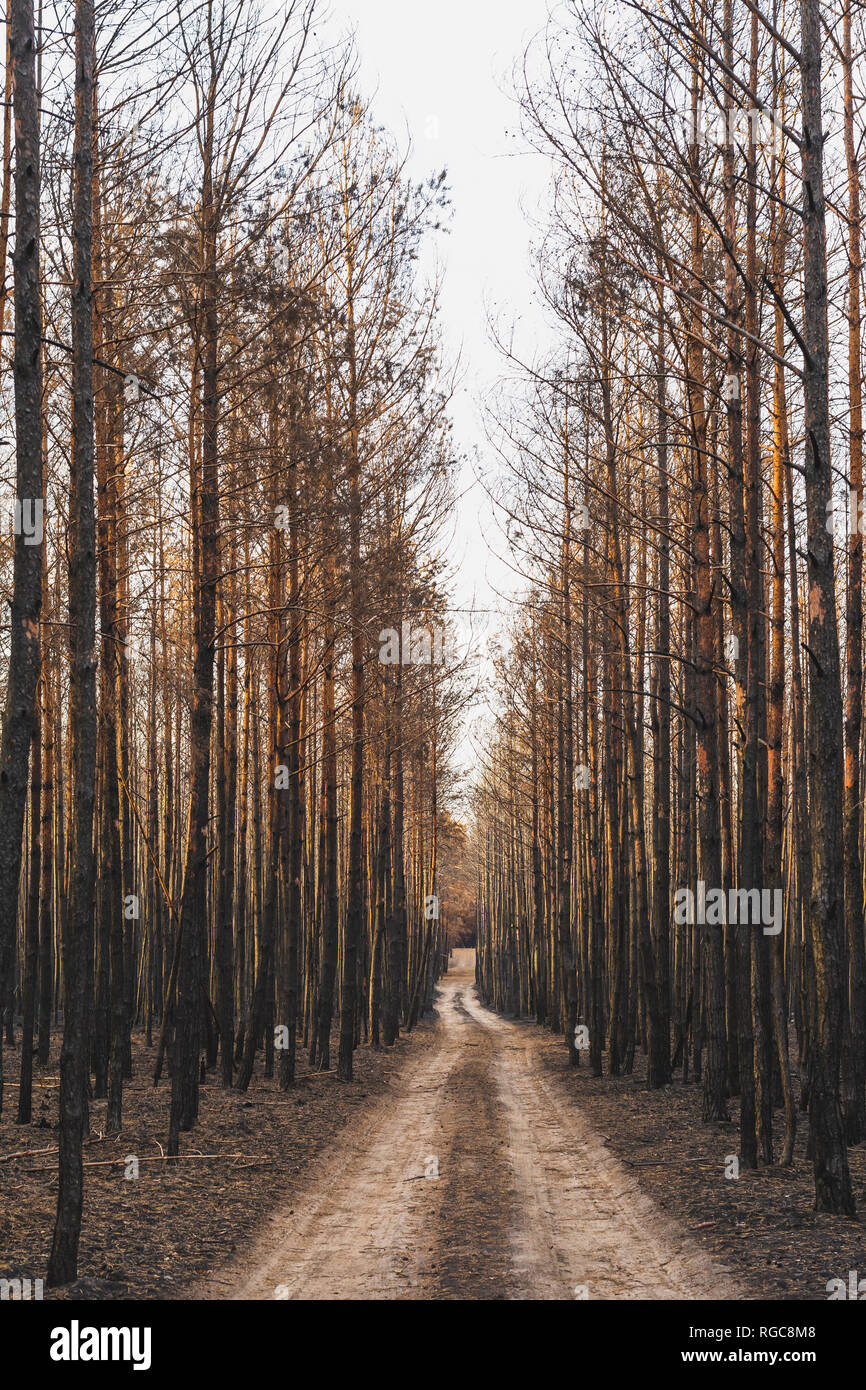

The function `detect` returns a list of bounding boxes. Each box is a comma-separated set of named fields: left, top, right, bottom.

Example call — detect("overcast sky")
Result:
left=332, top=0, right=555, bottom=622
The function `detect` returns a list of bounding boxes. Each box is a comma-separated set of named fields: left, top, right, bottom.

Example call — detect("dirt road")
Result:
left=198, top=949, right=739, bottom=1300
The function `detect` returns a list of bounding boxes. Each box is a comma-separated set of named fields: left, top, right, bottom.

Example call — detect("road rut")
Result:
left=195, top=949, right=738, bottom=1300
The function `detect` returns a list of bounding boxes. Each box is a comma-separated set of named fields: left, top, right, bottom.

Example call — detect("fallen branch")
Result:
left=0, top=1144, right=57, bottom=1163
left=19, top=1151, right=249, bottom=1173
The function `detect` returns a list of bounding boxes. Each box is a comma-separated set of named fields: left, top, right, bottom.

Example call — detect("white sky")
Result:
left=332, top=0, right=555, bottom=626
left=330, top=1, right=557, bottom=783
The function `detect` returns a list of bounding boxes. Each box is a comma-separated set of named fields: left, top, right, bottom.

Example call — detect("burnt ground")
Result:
left=523, top=1015, right=866, bottom=1300
left=1, top=955, right=863, bottom=1301
left=0, top=1022, right=435, bottom=1299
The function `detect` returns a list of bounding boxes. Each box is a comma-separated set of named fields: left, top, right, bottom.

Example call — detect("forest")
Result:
left=0, top=0, right=864, bottom=1314
left=0, top=0, right=470, bottom=1288
left=475, top=0, right=865, bottom=1222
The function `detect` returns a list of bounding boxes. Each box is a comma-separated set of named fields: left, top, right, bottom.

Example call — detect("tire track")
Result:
left=194, top=949, right=739, bottom=1300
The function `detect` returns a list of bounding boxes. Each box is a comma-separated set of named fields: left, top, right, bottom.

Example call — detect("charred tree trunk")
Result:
left=48, top=0, right=97, bottom=1283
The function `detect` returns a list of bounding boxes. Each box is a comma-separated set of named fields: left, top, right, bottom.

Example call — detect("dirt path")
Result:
left=195, top=950, right=740, bottom=1300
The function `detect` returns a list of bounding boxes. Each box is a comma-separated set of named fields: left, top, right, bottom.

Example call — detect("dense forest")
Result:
left=475, top=0, right=866, bottom=1220
left=1, top=0, right=865, bottom=1311
left=0, top=0, right=469, bottom=1286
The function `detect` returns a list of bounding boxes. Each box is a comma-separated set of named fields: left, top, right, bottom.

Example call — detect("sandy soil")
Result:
left=195, top=949, right=740, bottom=1300
left=0, top=1014, right=432, bottom=1299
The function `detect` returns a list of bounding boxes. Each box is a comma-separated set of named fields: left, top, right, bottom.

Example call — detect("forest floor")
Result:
left=537, top=1016, right=866, bottom=1301
left=2, top=948, right=862, bottom=1300
left=0, top=1018, right=436, bottom=1299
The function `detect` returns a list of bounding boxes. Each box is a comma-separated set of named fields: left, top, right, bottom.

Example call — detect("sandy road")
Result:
left=197, top=949, right=738, bottom=1300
